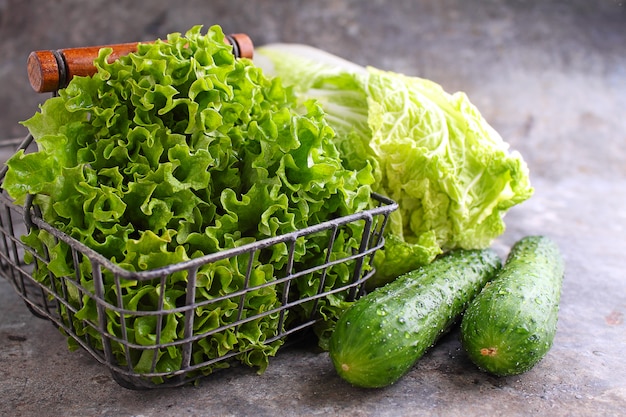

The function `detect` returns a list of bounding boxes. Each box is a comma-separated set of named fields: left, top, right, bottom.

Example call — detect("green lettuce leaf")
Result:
left=3, top=27, right=374, bottom=380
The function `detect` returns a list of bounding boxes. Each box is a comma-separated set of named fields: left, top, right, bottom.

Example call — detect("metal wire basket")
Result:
left=0, top=134, right=397, bottom=389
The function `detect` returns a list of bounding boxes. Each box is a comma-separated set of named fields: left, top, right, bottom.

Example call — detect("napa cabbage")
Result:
left=256, top=44, right=533, bottom=285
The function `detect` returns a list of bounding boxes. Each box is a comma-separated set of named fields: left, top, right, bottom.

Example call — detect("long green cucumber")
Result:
left=460, top=235, right=565, bottom=376
left=329, top=248, right=501, bottom=388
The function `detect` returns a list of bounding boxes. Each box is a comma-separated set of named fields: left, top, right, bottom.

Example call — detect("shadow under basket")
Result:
left=0, top=140, right=397, bottom=389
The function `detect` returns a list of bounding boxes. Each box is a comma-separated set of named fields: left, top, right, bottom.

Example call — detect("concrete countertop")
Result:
left=1, top=177, right=625, bottom=417
left=1, top=1, right=625, bottom=416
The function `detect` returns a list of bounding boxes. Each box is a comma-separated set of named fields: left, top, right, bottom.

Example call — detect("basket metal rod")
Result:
left=20, top=192, right=396, bottom=282
left=0, top=205, right=20, bottom=285
left=92, top=259, right=115, bottom=371
left=0, top=133, right=34, bottom=180
left=150, top=274, right=168, bottom=373
left=347, top=211, right=374, bottom=301
left=114, top=273, right=134, bottom=372
left=307, top=223, right=339, bottom=319
left=276, top=236, right=297, bottom=334
left=236, top=250, right=256, bottom=324
left=180, top=265, right=199, bottom=371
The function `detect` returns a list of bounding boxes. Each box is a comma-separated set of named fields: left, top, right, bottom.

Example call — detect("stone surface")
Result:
left=1, top=1, right=625, bottom=416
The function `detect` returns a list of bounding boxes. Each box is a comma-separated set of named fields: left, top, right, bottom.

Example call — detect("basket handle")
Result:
left=27, top=33, right=254, bottom=93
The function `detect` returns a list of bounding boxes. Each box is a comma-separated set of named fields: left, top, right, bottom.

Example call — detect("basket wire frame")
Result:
left=0, top=135, right=397, bottom=389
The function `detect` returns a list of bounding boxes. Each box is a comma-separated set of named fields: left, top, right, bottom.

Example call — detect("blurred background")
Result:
left=1, top=0, right=625, bottom=182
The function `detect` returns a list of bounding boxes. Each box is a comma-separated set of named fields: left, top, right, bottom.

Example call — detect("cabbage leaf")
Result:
left=256, top=44, right=533, bottom=285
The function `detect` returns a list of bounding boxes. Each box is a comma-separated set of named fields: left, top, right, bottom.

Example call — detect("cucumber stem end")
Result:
left=480, top=347, right=498, bottom=356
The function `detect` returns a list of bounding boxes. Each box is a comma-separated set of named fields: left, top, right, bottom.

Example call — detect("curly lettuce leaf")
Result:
left=3, top=27, right=374, bottom=379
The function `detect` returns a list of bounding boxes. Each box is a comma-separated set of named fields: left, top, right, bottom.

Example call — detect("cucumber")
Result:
left=460, top=235, right=565, bottom=376
left=329, top=248, right=501, bottom=388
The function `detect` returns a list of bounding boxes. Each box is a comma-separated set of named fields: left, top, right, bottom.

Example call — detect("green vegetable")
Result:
left=256, top=44, right=533, bottom=284
left=460, top=235, right=565, bottom=376
left=328, top=248, right=501, bottom=388
left=2, top=26, right=375, bottom=380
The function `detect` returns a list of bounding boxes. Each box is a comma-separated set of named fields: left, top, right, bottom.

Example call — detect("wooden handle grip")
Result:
left=27, top=33, right=253, bottom=93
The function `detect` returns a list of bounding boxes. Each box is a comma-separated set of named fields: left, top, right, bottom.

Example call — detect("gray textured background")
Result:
left=1, top=1, right=625, bottom=416
left=1, top=0, right=625, bottom=181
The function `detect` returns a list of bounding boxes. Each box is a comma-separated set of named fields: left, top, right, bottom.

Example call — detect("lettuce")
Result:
left=3, top=27, right=374, bottom=380
left=256, top=44, right=533, bottom=285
